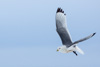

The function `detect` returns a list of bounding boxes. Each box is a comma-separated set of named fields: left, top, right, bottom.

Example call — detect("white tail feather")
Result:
left=76, top=46, right=84, bottom=55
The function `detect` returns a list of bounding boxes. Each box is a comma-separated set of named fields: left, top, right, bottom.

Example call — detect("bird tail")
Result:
left=75, top=46, right=84, bottom=55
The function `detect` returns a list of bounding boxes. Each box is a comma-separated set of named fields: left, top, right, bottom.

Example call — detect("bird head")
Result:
left=56, top=46, right=68, bottom=53
left=57, top=47, right=61, bottom=52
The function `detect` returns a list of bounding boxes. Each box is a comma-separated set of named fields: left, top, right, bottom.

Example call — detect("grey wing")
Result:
left=73, top=33, right=96, bottom=44
left=56, top=8, right=73, bottom=47
left=56, top=28, right=73, bottom=47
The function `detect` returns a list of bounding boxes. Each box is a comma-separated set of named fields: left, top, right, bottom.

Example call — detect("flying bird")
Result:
left=56, top=8, right=96, bottom=56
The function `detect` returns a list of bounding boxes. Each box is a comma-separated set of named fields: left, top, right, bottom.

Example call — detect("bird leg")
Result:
left=73, top=51, right=78, bottom=56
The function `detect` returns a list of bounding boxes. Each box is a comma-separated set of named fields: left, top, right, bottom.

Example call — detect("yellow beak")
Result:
left=57, top=49, right=59, bottom=51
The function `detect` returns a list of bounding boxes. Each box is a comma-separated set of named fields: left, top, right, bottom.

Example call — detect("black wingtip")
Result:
left=56, top=7, right=64, bottom=13
left=92, top=32, right=96, bottom=36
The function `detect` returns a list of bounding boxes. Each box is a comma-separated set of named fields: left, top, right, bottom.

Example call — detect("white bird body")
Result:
left=58, top=45, right=73, bottom=53
left=58, top=45, right=84, bottom=55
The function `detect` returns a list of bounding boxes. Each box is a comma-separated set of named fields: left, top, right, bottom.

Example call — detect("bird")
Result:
left=56, top=8, right=96, bottom=56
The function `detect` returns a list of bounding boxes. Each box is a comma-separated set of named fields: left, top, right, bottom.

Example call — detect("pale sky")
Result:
left=0, top=0, right=100, bottom=67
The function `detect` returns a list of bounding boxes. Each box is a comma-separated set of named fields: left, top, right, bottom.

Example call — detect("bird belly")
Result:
left=60, top=50, right=73, bottom=53
left=66, top=50, right=73, bottom=53
left=67, top=45, right=76, bottom=52
left=60, top=48, right=73, bottom=53
left=59, top=45, right=74, bottom=53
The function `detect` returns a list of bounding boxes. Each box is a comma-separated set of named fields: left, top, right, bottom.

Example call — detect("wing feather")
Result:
left=73, top=33, right=96, bottom=44
left=56, top=8, right=73, bottom=47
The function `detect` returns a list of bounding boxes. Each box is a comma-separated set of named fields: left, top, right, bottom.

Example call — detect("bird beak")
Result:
left=57, top=49, right=59, bottom=51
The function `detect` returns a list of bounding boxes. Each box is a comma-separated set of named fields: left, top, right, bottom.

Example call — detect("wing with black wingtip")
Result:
left=73, top=33, right=96, bottom=44
left=56, top=8, right=73, bottom=47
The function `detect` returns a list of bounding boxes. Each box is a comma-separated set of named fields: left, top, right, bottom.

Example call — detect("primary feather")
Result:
left=56, top=8, right=73, bottom=47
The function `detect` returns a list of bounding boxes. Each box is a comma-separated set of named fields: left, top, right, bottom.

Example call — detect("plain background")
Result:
left=0, top=0, right=100, bottom=67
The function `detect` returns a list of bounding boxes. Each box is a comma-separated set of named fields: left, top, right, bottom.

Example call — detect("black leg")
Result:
left=73, top=51, right=78, bottom=56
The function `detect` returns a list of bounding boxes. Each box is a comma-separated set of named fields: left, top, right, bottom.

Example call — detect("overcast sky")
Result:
left=0, top=0, right=100, bottom=67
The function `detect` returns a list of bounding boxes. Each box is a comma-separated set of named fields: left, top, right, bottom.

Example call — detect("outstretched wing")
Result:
left=56, top=8, right=73, bottom=47
left=73, top=33, right=96, bottom=44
